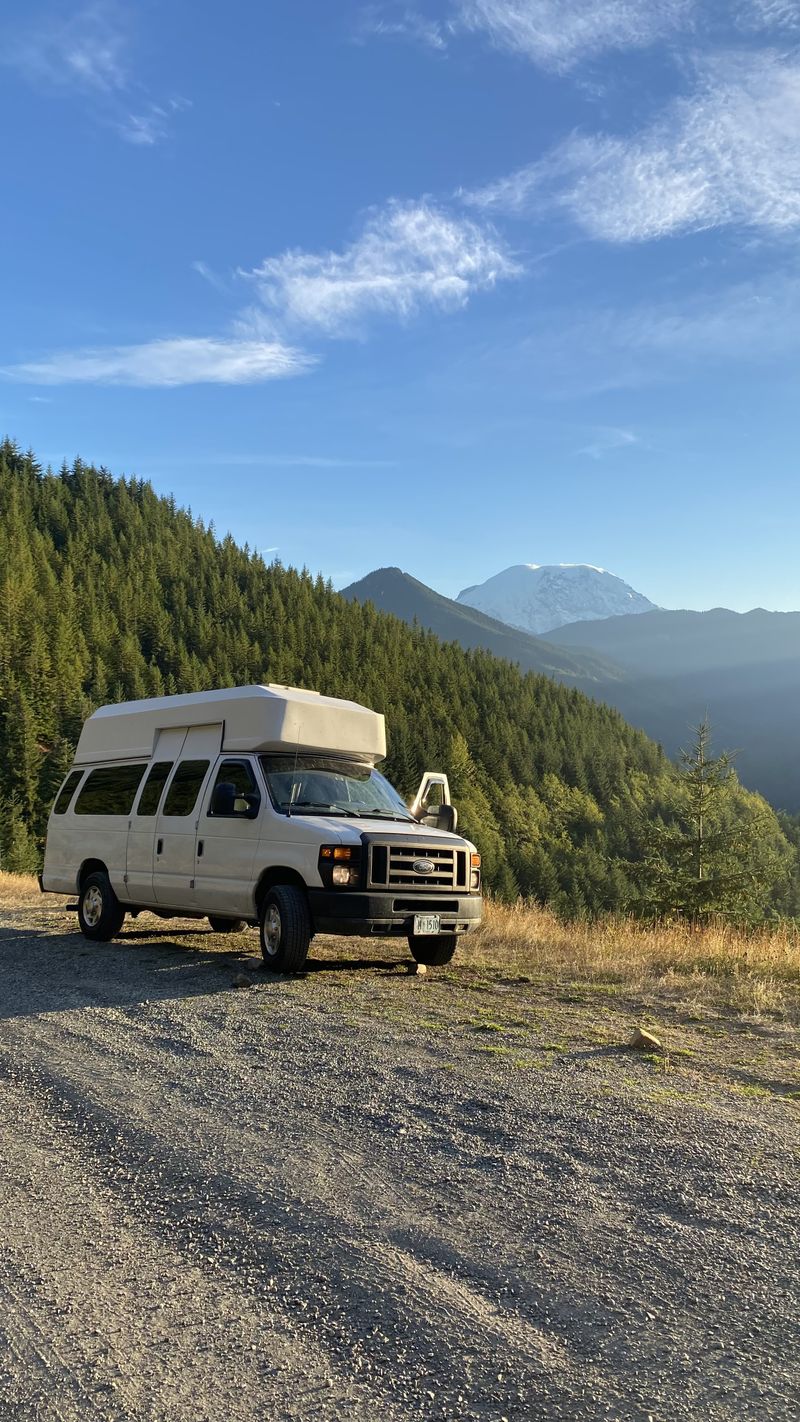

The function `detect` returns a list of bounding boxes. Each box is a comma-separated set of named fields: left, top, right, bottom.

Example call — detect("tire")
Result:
left=208, top=916, right=247, bottom=934
left=408, top=932, right=458, bottom=967
left=259, top=885, right=311, bottom=973
left=77, top=871, right=126, bottom=942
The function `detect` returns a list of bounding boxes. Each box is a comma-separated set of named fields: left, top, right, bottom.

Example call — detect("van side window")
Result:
left=137, top=761, right=174, bottom=816
left=207, top=760, right=260, bottom=816
left=162, top=760, right=210, bottom=817
left=53, top=769, right=84, bottom=815
left=74, top=764, right=147, bottom=816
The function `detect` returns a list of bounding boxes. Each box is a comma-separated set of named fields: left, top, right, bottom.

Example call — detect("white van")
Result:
left=40, top=685, right=482, bottom=971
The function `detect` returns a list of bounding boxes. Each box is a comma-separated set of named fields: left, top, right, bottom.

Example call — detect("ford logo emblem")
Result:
left=413, top=859, right=436, bottom=875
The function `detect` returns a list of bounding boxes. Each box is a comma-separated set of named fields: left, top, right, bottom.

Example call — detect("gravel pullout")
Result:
left=0, top=904, right=798, bottom=1421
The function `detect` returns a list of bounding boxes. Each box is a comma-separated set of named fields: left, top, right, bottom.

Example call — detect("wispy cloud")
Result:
left=117, top=97, right=191, bottom=147
left=468, top=51, right=800, bottom=240
left=4, top=337, right=315, bottom=388
left=6, top=198, right=518, bottom=387
left=508, top=267, right=800, bottom=399
left=455, top=0, right=692, bottom=70
left=360, top=1, right=800, bottom=68
left=240, top=199, right=520, bottom=337
left=738, top=0, right=800, bottom=31
left=3, top=2, right=188, bottom=146
left=6, top=1, right=127, bottom=91
left=149, top=452, right=397, bottom=468
left=192, top=260, right=231, bottom=294
left=576, top=426, right=641, bottom=458
left=355, top=4, right=450, bottom=50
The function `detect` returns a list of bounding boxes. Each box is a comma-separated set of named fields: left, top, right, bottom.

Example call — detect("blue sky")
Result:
left=2, top=0, right=800, bottom=611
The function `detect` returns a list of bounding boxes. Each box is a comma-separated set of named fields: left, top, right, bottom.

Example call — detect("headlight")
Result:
left=319, top=844, right=361, bottom=888
left=470, top=852, right=481, bottom=891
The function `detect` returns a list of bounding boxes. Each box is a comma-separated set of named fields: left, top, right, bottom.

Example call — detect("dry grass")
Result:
left=0, top=871, right=44, bottom=907
left=466, top=900, right=800, bottom=1023
left=3, top=871, right=799, bottom=1023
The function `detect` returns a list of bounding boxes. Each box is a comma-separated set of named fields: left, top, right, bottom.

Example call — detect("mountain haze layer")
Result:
left=458, top=564, right=658, bottom=635
left=543, top=608, right=800, bottom=807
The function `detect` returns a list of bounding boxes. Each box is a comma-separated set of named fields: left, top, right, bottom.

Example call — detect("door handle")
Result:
left=197, top=840, right=204, bottom=857
left=156, top=838, right=163, bottom=855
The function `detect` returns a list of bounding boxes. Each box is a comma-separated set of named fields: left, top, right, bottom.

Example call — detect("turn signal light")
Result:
left=319, top=844, right=361, bottom=888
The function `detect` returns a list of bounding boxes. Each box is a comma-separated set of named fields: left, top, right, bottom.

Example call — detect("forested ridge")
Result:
left=1, top=439, right=795, bottom=917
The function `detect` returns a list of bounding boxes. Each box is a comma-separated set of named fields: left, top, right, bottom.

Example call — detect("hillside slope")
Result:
left=341, top=567, right=623, bottom=685
left=0, top=439, right=675, bottom=913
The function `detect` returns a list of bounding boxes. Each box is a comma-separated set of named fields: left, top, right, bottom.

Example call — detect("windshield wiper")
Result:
left=286, top=801, right=363, bottom=817
left=355, top=810, right=416, bottom=822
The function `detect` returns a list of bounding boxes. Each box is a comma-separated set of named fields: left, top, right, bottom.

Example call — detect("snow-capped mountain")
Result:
left=457, top=564, right=658, bottom=636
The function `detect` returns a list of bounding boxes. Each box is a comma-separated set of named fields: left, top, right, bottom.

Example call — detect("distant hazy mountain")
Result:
left=457, top=563, right=658, bottom=636
left=340, top=568, right=624, bottom=686
left=545, top=609, right=800, bottom=809
left=344, top=573, right=800, bottom=809
left=544, top=607, right=800, bottom=675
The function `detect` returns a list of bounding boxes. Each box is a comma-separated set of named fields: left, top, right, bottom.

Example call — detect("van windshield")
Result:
left=259, top=755, right=414, bottom=821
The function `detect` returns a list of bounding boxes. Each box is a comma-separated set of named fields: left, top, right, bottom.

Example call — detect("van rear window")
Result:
left=136, top=761, right=174, bottom=816
left=162, top=760, right=210, bottom=817
left=74, top=764, right=147, bottom=816
left=53, top=770, right=84, bottom=815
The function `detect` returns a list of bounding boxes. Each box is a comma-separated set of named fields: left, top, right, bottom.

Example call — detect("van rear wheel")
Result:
left=78, top=871, right=125, bottom=942
left=208, top=916, right=247, bottom=934
left=259, top=886, right=311, bottom=974
left=408, top=932, right=458, bottom=967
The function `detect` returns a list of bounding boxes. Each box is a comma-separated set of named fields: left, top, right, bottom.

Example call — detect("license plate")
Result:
left=413, top=913, right=440, bottom=936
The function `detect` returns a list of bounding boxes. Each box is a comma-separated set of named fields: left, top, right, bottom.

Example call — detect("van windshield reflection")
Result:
left=259, top=755, right=414, bottom=820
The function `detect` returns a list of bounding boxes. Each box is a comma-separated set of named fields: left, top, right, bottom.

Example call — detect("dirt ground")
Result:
left=1, top=895, right=798, bottom=1421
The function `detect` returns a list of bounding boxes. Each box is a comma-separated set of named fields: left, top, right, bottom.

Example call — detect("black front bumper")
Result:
left=308, top=889, right=483, bottom=937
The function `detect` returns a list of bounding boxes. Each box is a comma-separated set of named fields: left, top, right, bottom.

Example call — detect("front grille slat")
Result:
left=368, top=841, right=459, bottom=892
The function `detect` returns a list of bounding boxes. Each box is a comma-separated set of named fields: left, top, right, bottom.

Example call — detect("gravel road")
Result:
left=0, top=902, right=798, bottom=1422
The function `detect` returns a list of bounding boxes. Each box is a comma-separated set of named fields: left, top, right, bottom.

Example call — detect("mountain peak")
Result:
left=457, top=563, right=658, bottom=636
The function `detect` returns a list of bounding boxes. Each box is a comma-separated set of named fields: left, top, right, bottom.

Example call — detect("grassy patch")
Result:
left=458, top=901, right=800, bottom=1025
left=0, top=871, right=49, bottom=908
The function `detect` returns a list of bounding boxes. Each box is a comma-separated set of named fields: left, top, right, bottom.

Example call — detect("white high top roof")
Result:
left=74, top=684, right=386, bottom=766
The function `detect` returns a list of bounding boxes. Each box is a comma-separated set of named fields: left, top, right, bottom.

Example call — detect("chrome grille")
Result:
left=368, top=843, right=468, bottom=892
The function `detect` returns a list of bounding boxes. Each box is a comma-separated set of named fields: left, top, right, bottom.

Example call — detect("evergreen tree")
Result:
left=637, top=719, right=790, bottom=919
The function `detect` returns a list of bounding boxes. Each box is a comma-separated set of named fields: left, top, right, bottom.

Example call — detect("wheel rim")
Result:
left=83, top=885, right=104, bottom=927
left=263, top=904, right=282, bottom=956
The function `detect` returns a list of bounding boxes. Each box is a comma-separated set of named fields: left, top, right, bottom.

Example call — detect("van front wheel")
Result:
left=408, top=932, right=458, bottom=967
left=78, top=871, right=125, bottom=942
left=259, top=886, right=311, bottom=974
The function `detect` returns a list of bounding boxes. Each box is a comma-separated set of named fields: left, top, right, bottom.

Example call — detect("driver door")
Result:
left=195, top=758, right=263, bottom=917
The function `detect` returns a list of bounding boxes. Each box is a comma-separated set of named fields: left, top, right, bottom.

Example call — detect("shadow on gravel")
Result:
left=0, top=921, right=412, bottom=1020
left=0, top=923, right=255, bottom=1021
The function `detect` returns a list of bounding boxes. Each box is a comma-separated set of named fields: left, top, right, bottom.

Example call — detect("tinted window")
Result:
left=53, top=770, right=84, bottom=815
left=74, top=764, right=147, bottom=816
left=162, top=760, right=210, bottom=817
left=207, top=760, right=260, bottom=816
left=136, top=761, right=174, bottom=816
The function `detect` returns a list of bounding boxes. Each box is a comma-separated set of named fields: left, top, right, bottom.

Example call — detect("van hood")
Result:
left=288, top=813, right=476, bottom=853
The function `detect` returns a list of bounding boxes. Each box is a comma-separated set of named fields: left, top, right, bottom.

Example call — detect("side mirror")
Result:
left=212, top=783, right=260, bottom=817
left=211, top=781, right=237, bottom=815
left=240, top=792, right=260, bottom=819
left=422, top=803, right=458, bottom=833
